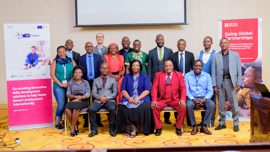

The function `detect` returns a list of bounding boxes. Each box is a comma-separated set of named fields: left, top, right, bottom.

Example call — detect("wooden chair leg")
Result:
left=88, top=113, right=91, bottom=134
left=65, top=115, right=67, bottom=136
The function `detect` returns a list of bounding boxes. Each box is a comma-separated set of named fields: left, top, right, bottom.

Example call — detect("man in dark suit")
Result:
left=148, top=34, right=173, bottom=124
left=169, top=39, right=195, bottom=125
left=65, top=39, right=80, bottom=64
left=170, top=39, right=195, bottom=76
left=93, top=33, right=107, bottom=60
left=78, top=42, right=103, bottom=128
left=119, top=36, right=134, bottom=59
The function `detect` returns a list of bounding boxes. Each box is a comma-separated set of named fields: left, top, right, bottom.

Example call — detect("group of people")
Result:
left=50, top=33, right=242, bottom=138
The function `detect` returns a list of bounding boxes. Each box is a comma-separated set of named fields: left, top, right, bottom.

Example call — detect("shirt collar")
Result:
left=66, top=50, right=73, bottom=53
left=86, top=53, right=93, bottom=57
left=132, top=51, right=142, bottom=55
left=157, top=46, right=164, bottom=50
left=203, top=49, right=212, bottom=53
left=101, top=75, right=108, bottom=79
left=178, top=50, right=185, bottom=55
left=222, top=50, right=229, bottom=55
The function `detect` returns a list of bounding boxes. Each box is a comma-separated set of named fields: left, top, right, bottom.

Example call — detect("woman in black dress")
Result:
left=65, top=66, right=90, bottom=137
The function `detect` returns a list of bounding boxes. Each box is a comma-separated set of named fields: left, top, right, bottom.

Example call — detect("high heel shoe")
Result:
left=75, top=124, right=79, bottom=135
left=70, top=132, right=76, bottom=137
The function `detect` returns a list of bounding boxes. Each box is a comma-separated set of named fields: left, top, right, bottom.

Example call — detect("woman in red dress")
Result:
left=103, top=43, right=125, bottom=104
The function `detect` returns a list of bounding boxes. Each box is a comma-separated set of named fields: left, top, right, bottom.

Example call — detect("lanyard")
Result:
left=63, top=64, right=66, bottom=80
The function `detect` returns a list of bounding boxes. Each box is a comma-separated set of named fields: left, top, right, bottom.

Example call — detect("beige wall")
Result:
left=0, top=0, right=269, bottom=104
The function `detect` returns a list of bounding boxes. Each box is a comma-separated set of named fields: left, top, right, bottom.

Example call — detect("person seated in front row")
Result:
left=65, top=66, right=90, bottom=137
left=185, top=59, right=215, bottom=135
left=151, top=60, right=187, bottom=136
left=116, top=59, right=153, bottom=138
left=88, top=63, right=118, bottom=137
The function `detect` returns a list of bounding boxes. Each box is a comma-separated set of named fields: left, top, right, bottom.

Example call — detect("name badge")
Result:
left=62, top=80, right=67, bottom=84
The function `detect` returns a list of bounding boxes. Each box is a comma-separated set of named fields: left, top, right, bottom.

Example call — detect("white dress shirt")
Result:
left=178, top=50, right=185, bottom=76
left=156, top=46, right=164, bottom=60
left=197, top=49, right=216, bottom=63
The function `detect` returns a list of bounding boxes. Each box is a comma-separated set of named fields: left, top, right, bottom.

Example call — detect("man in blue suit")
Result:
left=78, top=42, right=102, bottom=127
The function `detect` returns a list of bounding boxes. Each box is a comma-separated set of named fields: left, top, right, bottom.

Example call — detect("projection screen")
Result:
left=75, top=0, right=187, bottom=27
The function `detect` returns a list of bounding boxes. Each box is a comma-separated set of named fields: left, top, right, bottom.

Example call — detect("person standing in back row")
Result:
left=93, top=33, right=107, bottom=60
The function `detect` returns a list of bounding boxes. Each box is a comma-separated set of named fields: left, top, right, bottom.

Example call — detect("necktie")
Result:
left=102, top=77, right=107, bottom=89
left=166, top=73, right=171, bottom=85
left=159, top=48, right=162, bottom=61
left=179, top=53, right=183, bottom=73
left=89, top=56, right=93, bottom=76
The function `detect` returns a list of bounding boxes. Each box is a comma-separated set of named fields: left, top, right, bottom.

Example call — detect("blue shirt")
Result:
left=66, top=50, right=73, bottom=59
left=86, top=53, right=95, bottom=80
left=98, top=46, right=103, bottom=55
left=25, top=52, right=39, bottom=66
left=184, top=70, right=213, bottom=100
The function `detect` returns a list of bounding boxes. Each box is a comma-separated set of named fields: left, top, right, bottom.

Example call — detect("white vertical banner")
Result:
left=4, top=23, right=54, bottom=130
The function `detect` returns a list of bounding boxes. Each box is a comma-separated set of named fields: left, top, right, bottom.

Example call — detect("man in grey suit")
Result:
left=148, top=34, right=173, bottom=124
left=93, top=33, right=108, bottom=60
left=211, top=38, right=242, bottom=132
left=88, top=63, right=118, bottom=137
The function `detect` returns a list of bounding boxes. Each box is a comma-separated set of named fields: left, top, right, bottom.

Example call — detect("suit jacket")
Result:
left=72, top=51, right=80, bottom=64
left=78, top=53, right=102, bottom=80
left=92, top=76, right=118, bottom=102
left=148, top=46, right=173, bottom=82
left=211, top=50, right=242, bottom=88
left=169, top=51, right=195, bottom=74
left=93, top=45, right=108, bottom=60
left=151, top=70, right=186, bottom=102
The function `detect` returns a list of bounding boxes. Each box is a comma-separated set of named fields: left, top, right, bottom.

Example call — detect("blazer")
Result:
left=120, top=72, right=152, bottom=104
left=148, top=46, right=173, bottom=82
left=169, top=51, right=195, bottom=74
left=211, top=50, right=242, bottom=88
left=93, top=45, right=108, bottom=60
left=78, top=53, right=102, bottom=80
left=72, top=51, right=80, bottom=64
left=92, top=76, right=118, bottom=102
left=151, top=70, right=187, bottom=102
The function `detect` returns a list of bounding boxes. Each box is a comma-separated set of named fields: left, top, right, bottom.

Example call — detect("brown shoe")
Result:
left=200, top=126, right=212, bottom=135
left=191, top=126, right=198, bottom=135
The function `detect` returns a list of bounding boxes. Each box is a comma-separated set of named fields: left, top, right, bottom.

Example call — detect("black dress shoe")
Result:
left=176, top=128, right=182, bottom=136
left=234, top=125, right=239, bottom=132
left=173, top=123, right=176, bottom=127
left=97, top=121, right=103, bottom=127
left=88, top=130, right=98, bottom=137
left=109, top=128, right=116, bottom=137
left=215, top=124, right=226, bottom=130
left=70, top=132, right=76, bottom=137
left=155, top=128, right=162, bottom=136
left=165, top=119, right=172, bottom=124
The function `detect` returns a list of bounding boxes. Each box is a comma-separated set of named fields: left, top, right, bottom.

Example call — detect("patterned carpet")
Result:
left=0, top=110, right=250, bottom=151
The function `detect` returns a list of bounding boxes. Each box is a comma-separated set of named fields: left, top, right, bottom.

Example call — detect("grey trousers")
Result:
left=218, top=79, right=239, bottom=125
left=186, top=96, right=215, bottom=126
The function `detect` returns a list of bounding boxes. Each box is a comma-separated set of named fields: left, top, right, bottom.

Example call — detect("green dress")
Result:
left=53, top=61, right=74, bottom=87
left=124, top=51, right=148, bottom=74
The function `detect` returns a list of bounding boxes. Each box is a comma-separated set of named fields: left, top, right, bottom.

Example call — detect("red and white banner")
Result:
left=219, top=18, right=262, bottom=122
left=4, top=23, right=54, bottom=130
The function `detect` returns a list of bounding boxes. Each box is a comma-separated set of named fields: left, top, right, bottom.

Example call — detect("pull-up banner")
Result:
left=4, top=23, right=54, bottom=130
left=218, top=18, right=262, bottom=122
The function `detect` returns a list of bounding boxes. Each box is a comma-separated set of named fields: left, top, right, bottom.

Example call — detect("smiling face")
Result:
left=65, top=39, right=74, bottom=51
left=96, top=33, right=104, bottom=44
left=85, top=42, right=94, bottom=55
left=57, top=47, right=66, bottom=59
left=177, top=40, right=186, bottom=52
left=122, top=37, right=130, bottom=49
left=193, top=61, right=203, bottom=75
left=164, top=60, right=174, bottom=74
left=156, top=34, right=164, bottom=48
left=203, top=37, right=213, bottom=50
left=132, top=61, right=140, bottom=73
left=133, top=41, right=141, bottom=53
left=74, top=68, right=83, bottom=81
left=100, top=63, right=109, bottom=76
left=31, top=47, right=37, bottom=54
left=219, top=38, right=229, bottom=51
left=109, top=45, right=117, bottom=55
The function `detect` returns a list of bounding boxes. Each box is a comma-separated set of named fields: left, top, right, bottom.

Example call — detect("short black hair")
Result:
left=133, top=39, right=141, bottom=44
left=129, top=59, right=143, bottom=74
left=204, top=36, right=213, bottom=42
left=31, top=46, right=37, bottom=49
left=57, top=45, right=66, bottom=52
left=194, top=59, right=203, bottom=67
left=73, top=65, right=84, bottom=74
left=177, top=39, right=186, bottom=44
left=250, top=65, right=262, bottom=80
